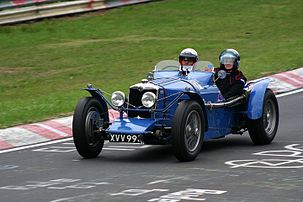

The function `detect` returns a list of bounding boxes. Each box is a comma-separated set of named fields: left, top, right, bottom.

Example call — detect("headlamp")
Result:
left=111, top=91, right=125, bottom=107
left=141, top=92, right=156, bottom=108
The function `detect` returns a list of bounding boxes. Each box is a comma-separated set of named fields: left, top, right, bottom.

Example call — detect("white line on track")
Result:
left=0, top=138, right=73, bottom=154
left=62, top=142, right=75, bottom=145
left=103, top=148, right=135, bottom=151
left=276, top=88, right=303, bottom=98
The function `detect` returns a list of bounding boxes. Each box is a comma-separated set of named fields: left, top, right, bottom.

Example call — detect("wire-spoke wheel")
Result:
left=263, top=99, right=277, bottom=135
left=248, top=89, right=279, bottom=145
left=185, top=111, right=202, bottom=152
left=172, top=100, right=205, bottom=162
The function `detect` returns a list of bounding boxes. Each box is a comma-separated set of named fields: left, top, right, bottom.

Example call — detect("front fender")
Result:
left=84, top=87, right=109, bottom=113
left=184, top=92, right=209, bottom=131
left=247, top=78, right=270, bottom=119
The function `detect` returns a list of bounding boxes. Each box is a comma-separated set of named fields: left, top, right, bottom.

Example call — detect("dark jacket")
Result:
left=214, top=67, right=247, bottom=100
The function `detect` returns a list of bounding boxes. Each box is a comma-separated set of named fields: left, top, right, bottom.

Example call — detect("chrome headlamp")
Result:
left=141, top=92, right=156, bottom=108
left=111, top=91, right=125, bottom=107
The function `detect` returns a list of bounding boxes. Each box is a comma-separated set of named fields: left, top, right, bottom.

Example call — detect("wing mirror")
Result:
left=217, top=70, right=227, bottom=79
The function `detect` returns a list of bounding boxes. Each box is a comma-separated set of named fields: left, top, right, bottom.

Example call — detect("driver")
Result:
left=214, top=49, right=247, bottom=99
left=179, top=48, right=199, bottom=75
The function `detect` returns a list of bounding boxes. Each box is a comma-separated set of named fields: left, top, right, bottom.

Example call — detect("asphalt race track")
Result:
left=0, top=91, right=302, bottom=202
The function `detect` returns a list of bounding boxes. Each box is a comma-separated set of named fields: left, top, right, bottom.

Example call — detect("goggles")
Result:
left=220, top=53, right=236, bottom=65
left=179, top=56, right=196, bottom=62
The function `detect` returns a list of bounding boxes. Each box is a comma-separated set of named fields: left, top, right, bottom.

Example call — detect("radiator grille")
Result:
left=128, top=88, right=157, bottom=118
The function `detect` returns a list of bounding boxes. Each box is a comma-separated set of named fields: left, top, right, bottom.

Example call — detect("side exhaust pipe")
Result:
left=205, top=94, right=246, bottom=109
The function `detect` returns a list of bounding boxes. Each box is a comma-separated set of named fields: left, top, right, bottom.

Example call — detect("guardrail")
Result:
left=0, top=0, right=62, bottom=10
left=0, top=0, right=153, bottom=25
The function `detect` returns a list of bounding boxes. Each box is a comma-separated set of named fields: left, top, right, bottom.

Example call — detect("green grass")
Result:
left=0, top=0, right=302, bottom=128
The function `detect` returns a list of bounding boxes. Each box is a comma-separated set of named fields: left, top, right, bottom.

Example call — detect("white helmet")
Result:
left=179, top=48, right=199, bottom=63
left=179, top=48, right=199, bottom=72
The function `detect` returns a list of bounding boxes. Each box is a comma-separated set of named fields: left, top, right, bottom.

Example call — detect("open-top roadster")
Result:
left=72, top=60, right=279, bottom=161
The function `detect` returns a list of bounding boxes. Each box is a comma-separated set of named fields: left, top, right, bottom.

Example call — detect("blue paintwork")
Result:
left=107, top=118, right=169, bottom=134
left=246, top=78, right=270, bottom=119
left=204, top=107, right=237, bottom=140
left=153, top=71, right=214, bottom=86
left=87, top=61, right=271, bottom=144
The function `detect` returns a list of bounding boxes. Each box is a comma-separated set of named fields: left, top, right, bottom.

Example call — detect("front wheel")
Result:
left=72, top=97, right=109, bottom=158
left=248, top=89, right=279, bottom=145
left=172, top=100, right=205, bottom=162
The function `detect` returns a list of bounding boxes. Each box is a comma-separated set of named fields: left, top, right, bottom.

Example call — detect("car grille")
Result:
left=128, top=88, right=158, bottom=118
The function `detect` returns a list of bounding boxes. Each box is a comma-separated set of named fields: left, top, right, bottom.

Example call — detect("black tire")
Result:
left=172, top=100, right=205, bottom=162
left=72, top=97, right=109, bottom=158
left=248, top=89, right=279, bottom=145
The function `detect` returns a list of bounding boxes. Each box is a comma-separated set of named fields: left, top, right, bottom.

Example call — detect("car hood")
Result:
left=153, top=71, right=213, bottom=85
left=140, top=71, right=213, bottom=93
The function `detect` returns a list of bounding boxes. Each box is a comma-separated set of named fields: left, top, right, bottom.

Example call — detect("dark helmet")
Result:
left=219, top=49, right=240, bottom=69
left=179, top=48, right=199, bottom=64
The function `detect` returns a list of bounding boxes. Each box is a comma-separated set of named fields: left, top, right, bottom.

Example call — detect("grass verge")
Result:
left=0, top=0, right=302, bottom=128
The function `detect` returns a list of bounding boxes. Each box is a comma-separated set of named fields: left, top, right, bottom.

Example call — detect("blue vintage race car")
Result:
left=72, top=60, right=279, bottom=161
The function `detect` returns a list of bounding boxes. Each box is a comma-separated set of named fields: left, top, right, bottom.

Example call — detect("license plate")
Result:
left=109, top=134, right=144, bottom=144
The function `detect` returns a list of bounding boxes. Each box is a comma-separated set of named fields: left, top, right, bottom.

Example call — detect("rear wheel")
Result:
left=172, top=100, right=205, bottom=162
left=248, top=89, right=279, bottom=145
left=72, top=97, right=109, bottom=158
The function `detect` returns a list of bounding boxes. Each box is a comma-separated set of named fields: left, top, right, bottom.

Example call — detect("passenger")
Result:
left=214, top=49, right=247, bottom=100
left=179, top=48, right=199, bottom=75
